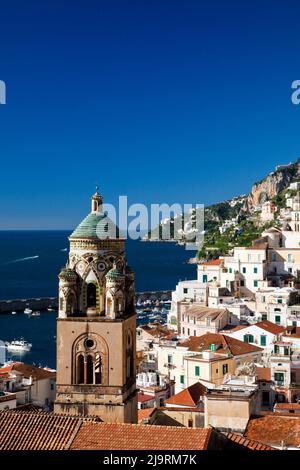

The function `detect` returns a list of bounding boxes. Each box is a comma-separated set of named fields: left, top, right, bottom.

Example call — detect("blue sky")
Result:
left=1, top=0, right=300, bottom=229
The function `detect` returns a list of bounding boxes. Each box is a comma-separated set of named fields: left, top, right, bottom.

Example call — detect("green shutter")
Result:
left=275, top=315, right=281, bottom=325
left=260, top=336, right=266, bottom=346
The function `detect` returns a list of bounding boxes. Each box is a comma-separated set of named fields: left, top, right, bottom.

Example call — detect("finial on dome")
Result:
left=91, top=185, right=103, bottom=213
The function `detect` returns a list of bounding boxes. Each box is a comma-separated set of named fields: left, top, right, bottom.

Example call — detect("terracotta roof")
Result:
left=138, top=393, right=155, bottom=404
left=255, top=367, right=271, bottom=382
left=70, top=422, right=215, bottom=450
left=140, top=325, right=174, bottom=339
left=0, top=410, right=259, bottom=450
left=201, top=259, right=223, bottom=266
left=226, top=432, right=276, bottom=450
left=0, top=411, right=96, bottom=450
left=228, top=321, right=284, bottom=336
left=245, top=415, right=300, bottom=448
left=179, top=332, right=263, bottom=356
left=138, top=408, right=156, bottom=423
left=223, top=325, right=248, bottom=332
left=0, top=362, right=56, bottom=381
left=0, top=365, right=13, bottom=374
left=165, top=382, right=206, bottom=407
left=255, top=321, right=285, bottom=335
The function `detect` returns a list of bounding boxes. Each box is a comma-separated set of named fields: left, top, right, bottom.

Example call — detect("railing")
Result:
left=164, top=363, right=176, bottom=369
left=271, top=354, right=291, bottom=360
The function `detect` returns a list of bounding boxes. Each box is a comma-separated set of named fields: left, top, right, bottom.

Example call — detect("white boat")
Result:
left=24, top=308, right=32, bottom=315
left=47, top=307, right=55, bottom=312
left=31, top=311, right=40, bottom=317
left=5, top=338, right=32, bottom=352
left=11, top=311, right=17, bottom=315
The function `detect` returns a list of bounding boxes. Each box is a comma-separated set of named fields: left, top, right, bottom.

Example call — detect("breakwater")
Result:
left=0, top=290, right=172, bottom=314
left=0, top=297, right=58, bottom=314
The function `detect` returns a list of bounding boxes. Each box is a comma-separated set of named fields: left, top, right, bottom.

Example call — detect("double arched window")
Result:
left=73, top=334, right=108, bottom=385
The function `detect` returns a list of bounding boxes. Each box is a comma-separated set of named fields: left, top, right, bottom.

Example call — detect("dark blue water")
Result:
left=0, top=311, right=56, bottom=369
left=0, top=231, right=195, bottom=298
left=0, top=231, right=196, bottom=368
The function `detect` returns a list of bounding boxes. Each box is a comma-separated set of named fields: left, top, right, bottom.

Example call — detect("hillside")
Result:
left=145, top=158, right=300, bottom=259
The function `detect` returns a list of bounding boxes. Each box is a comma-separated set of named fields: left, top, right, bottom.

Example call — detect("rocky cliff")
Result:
left=147, top=157, right=300, bottom=244
left=244, top=159, right=300, bottom=212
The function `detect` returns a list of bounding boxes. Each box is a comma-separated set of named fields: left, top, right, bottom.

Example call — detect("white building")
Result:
left=0, top=362, right=56, bottom=409
left=178, top=304, right=231, bottom=338
left=221, top=245, right=268, bottom=296
left=223, top=320, right=284, bottom=353
left=260, top=201, right=276, bottom=222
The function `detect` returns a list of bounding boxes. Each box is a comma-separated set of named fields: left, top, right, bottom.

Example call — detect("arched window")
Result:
left=77, top=354, right=84, bottom=384
left=95, top=354, right=102, bottom=384
left=87, top=283, right=96, bottom=307
left=107, top=297, right=112, bottom=315
left=72, top=334, right=108, bottom=386
left=86, top=355, right=94, bottom=384
left=66, top=293, right=76, bottom=315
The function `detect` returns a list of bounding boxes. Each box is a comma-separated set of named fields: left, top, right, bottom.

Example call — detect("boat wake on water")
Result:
left=4, top=255, right=39, bottom=264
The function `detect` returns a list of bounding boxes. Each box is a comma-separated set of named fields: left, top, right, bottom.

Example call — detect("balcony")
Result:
left=164, top=363, right=176, bottom=369
left=271, top=354, right=291, bottom=361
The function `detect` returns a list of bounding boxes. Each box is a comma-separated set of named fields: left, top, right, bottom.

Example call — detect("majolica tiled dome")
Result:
left=106, top=267, right=125, bottom=280
left=59, top=267, right=77, bottom=281
left=70, top=212, right=120, bottom=239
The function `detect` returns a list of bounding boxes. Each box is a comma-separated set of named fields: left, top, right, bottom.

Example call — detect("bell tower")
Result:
left=54, top=189, right=137, bottom=423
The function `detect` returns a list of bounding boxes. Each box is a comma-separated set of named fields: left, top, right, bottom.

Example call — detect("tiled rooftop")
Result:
left=0, top=411, right=97, bottom=450
left=70, top=422, right=214, bottom=450
left=200, top=259, right=223, bottom=266
left=182, top=305, right=227, bottom=321
left=137, top=408, right=156, bottom=423
left=165, top=382, right=206, bottom=407
left=245, top=415, right=300, bottom=448
left=138, top=393, right=154, bottom=404
left=226, top=432, right=276, bottom=450
left=255, top=366, right=271, bottom=382
left=0, top=362, right=56, bottom=381
left=179, top=332, right=263, bottom=356
left=255, top=320, right=285, bottom=335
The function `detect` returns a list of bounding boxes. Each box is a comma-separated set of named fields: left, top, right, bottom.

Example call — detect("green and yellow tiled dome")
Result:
left=70, top=212, right=120, bottom=239
left=59, top=267, right=77, bottom=281
left=106, top=267, right=125, bottom=280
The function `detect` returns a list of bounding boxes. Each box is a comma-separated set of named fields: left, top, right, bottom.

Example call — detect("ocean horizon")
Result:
left=0, top=230, right=196, bottom=300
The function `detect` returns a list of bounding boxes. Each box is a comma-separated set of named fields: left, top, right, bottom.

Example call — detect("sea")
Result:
left=0, top=231, right=196, bottom=368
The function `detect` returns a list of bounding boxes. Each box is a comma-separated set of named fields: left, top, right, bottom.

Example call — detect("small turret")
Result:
left=91, top=186, right=103, bottom=213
